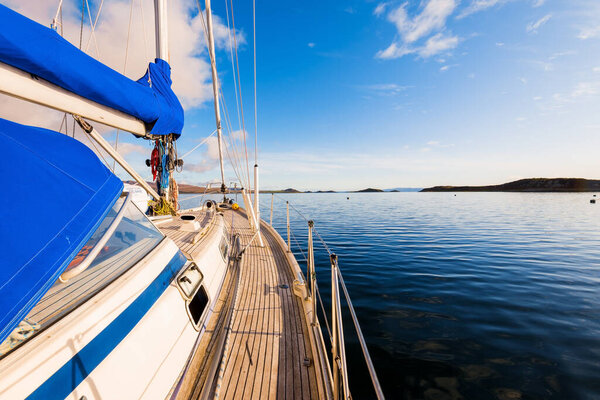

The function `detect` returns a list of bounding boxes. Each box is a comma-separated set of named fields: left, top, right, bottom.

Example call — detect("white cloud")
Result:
left=526, top=14, right=552, bottom=34
left=229, top=129, right=248, bottom=142
left=458, top=0, right=544, bottom=18
left=540, top=81, right=600, bottom=111
left=594, top=67, right=600, bottom=73
left=360, top=83, right=410, bottom=96
left=0, top=0, right=241, bottom=129
left=426, top=140, right=454, bottom=148
left=374, top=2, right=389, bottom=17
left=116, top=142, right=148, bottom=156
left=419, top=33, right=460, bottom=57
left=185, top=159, right=219, bottom=173
left=578, top=26, right=600, bottom=40
left=571, top=81, right=600, bottom=98
left=377, top=0, right=459, bottom=60
left=458, top=0, right=507, bottom=19
left=496, top=42, right=505, bottom=47
left=376, top=42, right=416, bottom=59
left=308, top=42, right=315, bottom=48
left=389, top=0, right=457, bottom=44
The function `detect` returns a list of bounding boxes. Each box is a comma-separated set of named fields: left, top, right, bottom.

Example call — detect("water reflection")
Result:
left=180, top=192, right=600, bottom=399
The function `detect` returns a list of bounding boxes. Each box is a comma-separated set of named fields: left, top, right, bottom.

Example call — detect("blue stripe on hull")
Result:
left=27, top=250, right=188, bottom=400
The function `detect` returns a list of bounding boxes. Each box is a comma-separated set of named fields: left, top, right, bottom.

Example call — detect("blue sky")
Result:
left=5, top=0, right=600, bottom=191
left=178, top=0, right=600, bottom=190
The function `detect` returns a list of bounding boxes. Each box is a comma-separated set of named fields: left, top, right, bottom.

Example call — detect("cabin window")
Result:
left=188, top=286, right=209, bottom=327
left=0, top=197, right=164, bottom=358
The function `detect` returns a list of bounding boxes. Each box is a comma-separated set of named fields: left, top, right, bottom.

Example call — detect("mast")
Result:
left=205, top=0, right=227, bottom=195
left=154, top=0, right=169, bottom=61
left=252, top=0, right=260, bottom=228
left=153, top=0, right=174, bottom=203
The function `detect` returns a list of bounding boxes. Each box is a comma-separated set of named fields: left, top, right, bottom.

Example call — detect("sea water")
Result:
left=180, top=192, right=600, bottom=399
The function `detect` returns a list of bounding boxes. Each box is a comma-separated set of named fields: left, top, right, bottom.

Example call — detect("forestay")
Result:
left=0, top=118, right=123, bottom=344
left=0, top=4, right=183, bottom=137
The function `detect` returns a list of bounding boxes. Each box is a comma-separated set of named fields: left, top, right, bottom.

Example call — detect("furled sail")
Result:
left=0, top=118, right=123, bottom=344
left=0, top=4, right=183, bottom=138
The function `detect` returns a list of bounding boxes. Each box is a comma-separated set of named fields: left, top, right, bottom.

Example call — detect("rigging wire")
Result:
left=223, top=0, right=243, bottom=145
left=194, top=0, right=249, bottom=189
left=112, top=0, right=135, bottom=172
left=138, top=0, right=149, bottom=61
left=252, top=0, right=258, bottom=166
left=84, top=0, right=105, bottom=54
left=219, top=88, right=248, bottom=185
left=52, top=0, right=70, bottom=137
left=228, top=0, right=252, bottom=186
left=84, top=0, right=101, bottom=57
left=72, top=0, right=86, bottom=138
left=180, top=130, right=217, bottom=159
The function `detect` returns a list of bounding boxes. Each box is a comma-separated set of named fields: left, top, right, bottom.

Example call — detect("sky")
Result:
left=2, top=0, right=600, bottom=191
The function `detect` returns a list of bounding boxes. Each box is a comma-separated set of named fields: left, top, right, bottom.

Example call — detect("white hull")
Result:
left=0, top=211, right=229, bottom=400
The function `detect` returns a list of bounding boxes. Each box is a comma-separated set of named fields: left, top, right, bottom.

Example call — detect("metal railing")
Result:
left=274, top=197, right=385, bottom=400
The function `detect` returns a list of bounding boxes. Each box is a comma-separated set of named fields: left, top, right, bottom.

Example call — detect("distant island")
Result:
left=421, top=178, right=600, bottom=192
left=124, top=181, right=420, bottom=194
left=355, top=188, right=384, bottom=193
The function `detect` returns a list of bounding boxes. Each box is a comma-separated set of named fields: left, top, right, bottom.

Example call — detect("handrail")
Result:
left=269, top=194, right=385, bottom=399
left=58, top=192, right=132, bottom=283
left=331, top=253, right=350, bottom=400
left=335, top=257, right=385, bottom=400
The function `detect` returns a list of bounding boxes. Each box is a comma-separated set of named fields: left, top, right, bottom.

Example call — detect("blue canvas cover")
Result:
left=0, top=4, right=183, bottom=138
left=0, top=118, right=123, bottom=344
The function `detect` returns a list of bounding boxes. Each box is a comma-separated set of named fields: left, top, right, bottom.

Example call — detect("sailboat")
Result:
left=0, top=1, right=384, bottom=399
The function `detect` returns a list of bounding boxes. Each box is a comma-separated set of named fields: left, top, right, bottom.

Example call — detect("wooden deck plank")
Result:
left=224, top=240, right=259, bottom=399
left=220, top=226, right=255, bottom=399
left=166, top=208, right=324, bottom=400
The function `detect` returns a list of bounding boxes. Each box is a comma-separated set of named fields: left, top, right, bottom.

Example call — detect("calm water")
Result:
left=182, top=192, right=600, bottom=399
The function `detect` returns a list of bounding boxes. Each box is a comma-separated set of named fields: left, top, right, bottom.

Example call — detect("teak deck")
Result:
left=160, top=208, right=325, bottom=400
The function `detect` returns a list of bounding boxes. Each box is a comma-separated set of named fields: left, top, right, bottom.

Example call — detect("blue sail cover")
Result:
left=0, top=118, right=123, bottom=344
left=0, top=4, right=183, bottom=138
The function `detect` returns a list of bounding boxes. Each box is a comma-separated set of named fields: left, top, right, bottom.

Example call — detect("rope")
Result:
left=79, top=124, right=111, bottom=169
left=78, top=0, right=85, bottom=49
left=51, top=0, right=64, bottom=31
left=160, top=141, right=169, bottom=189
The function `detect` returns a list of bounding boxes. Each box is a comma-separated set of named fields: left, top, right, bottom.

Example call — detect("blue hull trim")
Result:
left=26, top=250, right=188, bottom=400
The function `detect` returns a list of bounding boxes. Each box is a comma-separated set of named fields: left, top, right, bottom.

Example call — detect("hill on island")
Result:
left=421, top=178, right=600, bottom=192
left=355, top=188, right=384, bottom=192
